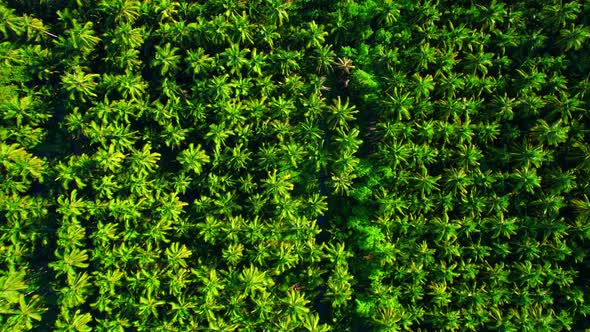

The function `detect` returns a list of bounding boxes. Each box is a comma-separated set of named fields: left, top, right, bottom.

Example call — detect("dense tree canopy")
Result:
left=1, top=0, right=590, bottom=331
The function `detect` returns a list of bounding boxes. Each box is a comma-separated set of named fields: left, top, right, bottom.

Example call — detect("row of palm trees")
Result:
left=327, top=0, right=590, bottom=330
left=3, top=0, right=590, bottom=330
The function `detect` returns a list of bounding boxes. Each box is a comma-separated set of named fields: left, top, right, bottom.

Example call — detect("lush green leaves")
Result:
left=2, top=0, right=590, bottom=331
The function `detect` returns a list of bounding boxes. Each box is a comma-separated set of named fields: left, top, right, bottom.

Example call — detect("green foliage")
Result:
left=1, top=0, right=590, bottom=331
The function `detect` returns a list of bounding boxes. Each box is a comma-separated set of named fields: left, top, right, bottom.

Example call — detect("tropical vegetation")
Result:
left=1, top=0, right=590, bottom=331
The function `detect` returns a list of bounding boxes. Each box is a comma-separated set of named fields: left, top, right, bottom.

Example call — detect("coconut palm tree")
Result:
left=334, top=57, right=354, bottom=74
left=152, top=42, right=181, bottom=76
left=221, top=43, right=249, bottom=76
left=328, top=96, right=358, bottom=130
left=248, top=48, right=267, bottom=76
left=271, top=49, right=301, bottom=76
left=60, top=66, right=100, bottom=102
left=384, top=88, right=413, bottom=121
left=230, top=11, right=254, bottom=45
left=511, top=166, right=542, bottom=194
left=530, top=119, right=569, bottom=147
left=98, top=0, right=141, bottom=24
left=115, top=70, right=148, bottom=102
left=263, top=169, right=294, bottom=201
left=177, top=143, right=210, bottom=175
left=411, top=73, right=435, bottom=99
left=333, top=127, right=362, bottom=154
left=265, top=0, right=290, bottom=27
left=62, top=19, right=101, bottom=55
left=186, top=48, right=215, bottom=76
left=305, top=21, right=327, bottom=49
left=558, top=24, right=590, bottom=51
left=313, top=44, right=335, bottom=74
left=330, top=170, right=356, bottom=196
left=0, top=5, right=25, bottom=38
